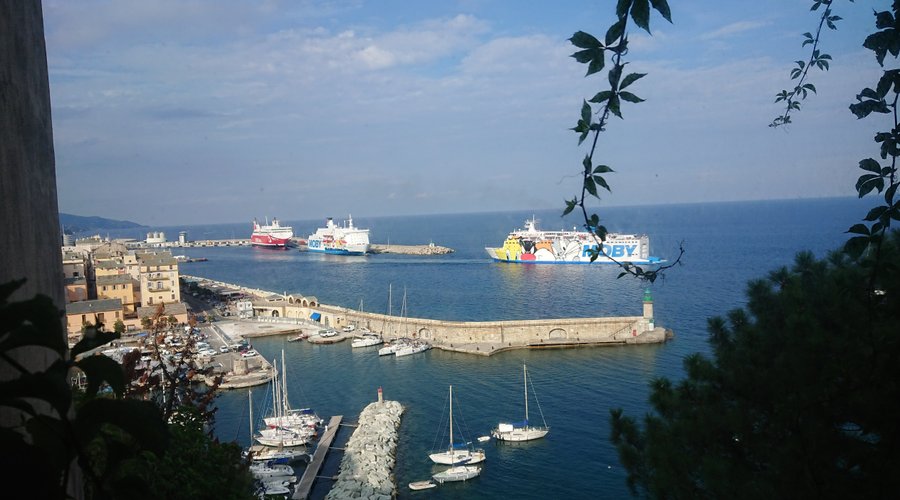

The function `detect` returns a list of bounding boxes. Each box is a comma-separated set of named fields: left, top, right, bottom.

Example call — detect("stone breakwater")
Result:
left=326, top=400, right=404, bottom=500
left=368, top=243, right=453, bottom=255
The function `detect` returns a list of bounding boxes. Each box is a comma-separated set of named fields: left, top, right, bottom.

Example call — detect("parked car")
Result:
left=241, top=350, right=258, bottom=358
left=319, top=329, right=337, bottom=338
left=219, top=346, right=230, bottom=354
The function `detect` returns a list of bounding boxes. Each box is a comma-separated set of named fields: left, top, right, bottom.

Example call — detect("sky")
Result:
left=44, top=0, right=886, bottom=226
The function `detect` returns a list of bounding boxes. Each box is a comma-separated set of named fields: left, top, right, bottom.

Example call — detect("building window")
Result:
left=74, top=271, right=79, bottom=277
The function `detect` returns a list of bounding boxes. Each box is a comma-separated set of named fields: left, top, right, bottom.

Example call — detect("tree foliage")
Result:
left=0, top=281, right=251, bottom=499
left=609, top=2, right=900, bottom=497
left=567, top=0, right=683, bottom=282
left=611, top=237, right=900, bottom=498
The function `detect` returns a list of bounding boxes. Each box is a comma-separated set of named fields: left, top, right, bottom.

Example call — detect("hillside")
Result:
left=59, top=213, right=145, bottom=234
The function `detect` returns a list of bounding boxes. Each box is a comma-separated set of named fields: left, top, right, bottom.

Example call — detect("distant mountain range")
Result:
left=59, top=213, right=145, bottom=234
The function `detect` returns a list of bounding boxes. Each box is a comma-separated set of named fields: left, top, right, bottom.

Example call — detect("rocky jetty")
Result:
left=368, top=243, right=453, bottom=255
left=326, top=400, right=404, bottom=500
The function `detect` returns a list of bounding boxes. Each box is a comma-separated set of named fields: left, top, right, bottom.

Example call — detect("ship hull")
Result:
left=251, top=234, right=291, bottom=247
left=486, top=218, right=664, bottom=265
left=485, top=247, right=662, bottom=265
left=307, top=215, right=370, bottom=256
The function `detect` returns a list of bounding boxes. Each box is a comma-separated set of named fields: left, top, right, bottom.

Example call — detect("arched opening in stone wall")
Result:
left=272, top=310, right=279, bottom=317
left=549, top=328, right=567, bottom=340
left=418, top=328, right=432, bottom=340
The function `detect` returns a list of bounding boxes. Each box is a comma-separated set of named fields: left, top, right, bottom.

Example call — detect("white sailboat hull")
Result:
left=428, top=449, right=485, bottom=465
left=491, top=426, right=549, bottom=442
left=432, top=465, right=481, bottom=483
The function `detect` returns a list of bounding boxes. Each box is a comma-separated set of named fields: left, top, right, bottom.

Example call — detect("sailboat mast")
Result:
left=449, top=385, right=454, bottom=457
left=524, top=364, right=529, bottom=422
left=248, top=389, right=253, bottom=442
left=281, top=350, right=288, bottom=414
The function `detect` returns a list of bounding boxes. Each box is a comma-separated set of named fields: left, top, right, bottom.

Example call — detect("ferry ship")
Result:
left=485, top=218, right=664, bottom=265
left=307, top=215, right=370, bottom=255
left=250, top=217, right=293, bottom=248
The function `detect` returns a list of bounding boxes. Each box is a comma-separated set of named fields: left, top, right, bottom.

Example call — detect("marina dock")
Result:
left=294, top=415, right=343, bottom=500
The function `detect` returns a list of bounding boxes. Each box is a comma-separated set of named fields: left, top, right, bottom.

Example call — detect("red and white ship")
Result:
left=251, top=217, right=293, bottom=247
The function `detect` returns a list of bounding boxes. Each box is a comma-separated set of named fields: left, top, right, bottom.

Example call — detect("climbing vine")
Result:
left=566, top=0, right=683, bottom=282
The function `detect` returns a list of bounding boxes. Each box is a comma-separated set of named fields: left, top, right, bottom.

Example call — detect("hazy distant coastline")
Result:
left=59, top=213, right=145, bottom=234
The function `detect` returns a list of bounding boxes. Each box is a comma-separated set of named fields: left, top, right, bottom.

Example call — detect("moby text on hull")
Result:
left=485, top=218, right=665, bottom=265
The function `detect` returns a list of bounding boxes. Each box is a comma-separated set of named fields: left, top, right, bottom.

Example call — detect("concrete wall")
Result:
left=0, top=1, right=63, bottom=309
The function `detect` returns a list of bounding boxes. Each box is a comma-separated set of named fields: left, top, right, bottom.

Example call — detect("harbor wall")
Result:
left=254, top=300, right=662, bottom=349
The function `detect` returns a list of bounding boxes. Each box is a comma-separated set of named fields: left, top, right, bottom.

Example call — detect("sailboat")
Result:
left=429, top=385, right=486, bottom=465
left=491, top=364, right=549, bottom=442
left=263, top=350, right=322, bottom=430
left=255, top=354, right=314, bottom=447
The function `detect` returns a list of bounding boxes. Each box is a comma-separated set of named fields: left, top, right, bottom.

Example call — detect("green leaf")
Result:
left=650, top=0, right=672, bottom=22
left=586, top=51, right=606, bottom=76
left=859, top=159, right=881, bottom=173
left=847, top=224, right=871, bottom=236
left=589, top=90, right=613, bottom=104
left=562, top=198, right=577, bottom=217
left=875, top=11, right=894, bottom=30
left=609, top=63, right=624, bottom=90
left=569, top=31, right=602, bottom=49
left=580, top=100, right=591, bottom=124
left=844, top=234, right=868, bottom=258
left=593, top=165, right=614, bottom=174
left=77, top=354, right=126, bottom=398
left=631, top=0, right=651, bottom=32
left=585, top=177, right=598, bottom=198
left=886, top=182, right=899, bottom=205
left=606, top=19, right=626, bottom=46
left=582, top=154, right=592, bottom=173
left=594, top=175, right=612, bottom=192
left=608, top=94, right=622, bottom=118
left=616, top=0, right=633, bottom=19
left=619, top=91, right=645, bottom=103
left=864, top=205, right=889, bottom=222
left=620, top=72, right=647, bottom=90
left=856, top=174, right=885, bottom=197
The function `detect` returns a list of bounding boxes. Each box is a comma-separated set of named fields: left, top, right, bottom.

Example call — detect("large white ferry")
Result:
left=485, top=218, right=664, bottom=265
left=250, top=217, right=293, bottom=248
left=307, top=215, right=370, bottom=256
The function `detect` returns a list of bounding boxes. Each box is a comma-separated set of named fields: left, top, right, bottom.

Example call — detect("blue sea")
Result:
left=107, top=198, right=868, bottom=499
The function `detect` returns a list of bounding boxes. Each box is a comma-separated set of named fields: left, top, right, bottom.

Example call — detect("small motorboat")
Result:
left=477, top=435, right=491, bottom=443
left=408, top=480, right=437, bottom=491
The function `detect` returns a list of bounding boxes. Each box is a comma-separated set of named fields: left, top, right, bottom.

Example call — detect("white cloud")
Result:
left=701, top=21, right=769, bottom=40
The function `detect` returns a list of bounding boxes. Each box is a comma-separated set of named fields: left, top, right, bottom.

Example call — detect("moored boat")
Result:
left=429, top=385, right=486, bottom=465
left=394, top=340, right=431, bottom=357
left=491, top=364, right=549, bottom=442
left=307, top=215, right=370, bottom=255
left=409, top=480, right=437, bottom=490
left=251, top=217, right=293, bottom=248
left=432, top=465, right=481, bottom=483
left=351, top=333, right=383, bottom=348
left=485, top=217, right=664, bottom=264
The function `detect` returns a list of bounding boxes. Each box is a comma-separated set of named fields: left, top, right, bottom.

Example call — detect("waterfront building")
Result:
left=137, top=302, right=188, bottom=325
left=136, top=251, right=181, bottom=306
left=94, top=259, right=126, bottom=278
left=96, top=274, right=139, bottom=313
left=61, top=250, right=87, bottom=279
left=65, top=298, right=123, bottom=338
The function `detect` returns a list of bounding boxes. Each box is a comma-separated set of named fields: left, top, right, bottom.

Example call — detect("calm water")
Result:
left=119, top=198, right=867, bottom=498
